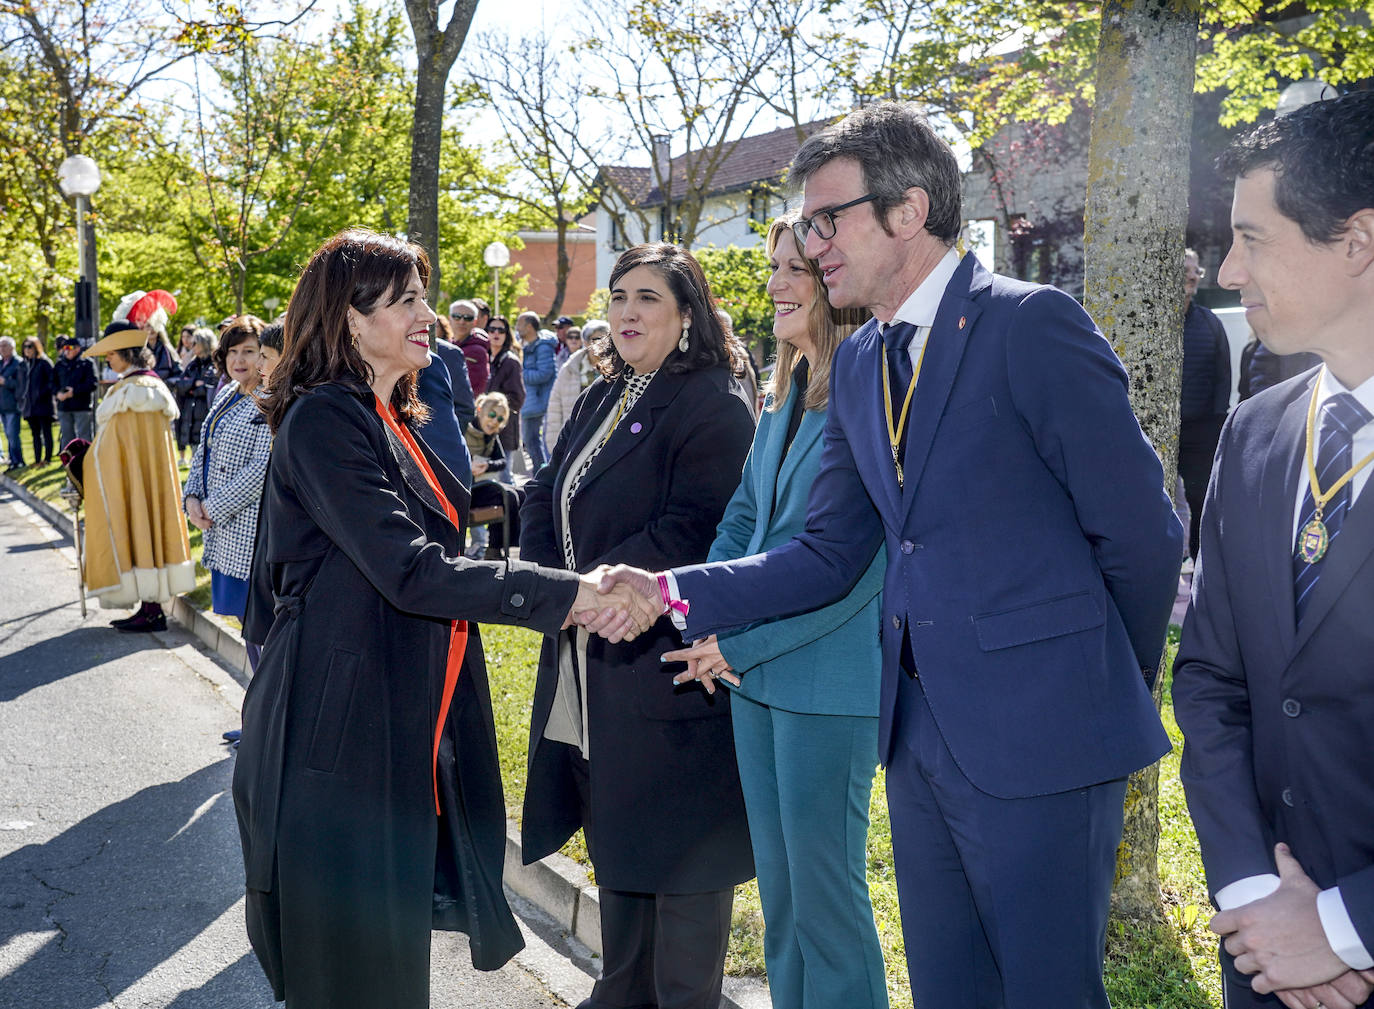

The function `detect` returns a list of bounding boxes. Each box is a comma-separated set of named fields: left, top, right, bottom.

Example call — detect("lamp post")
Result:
left=57, top=155, right=102, bottom=347
left=483, top=241, right=511, bottom=320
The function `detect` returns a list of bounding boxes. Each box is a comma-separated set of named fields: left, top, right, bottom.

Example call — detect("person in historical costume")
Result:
left=82, top=292, right=196, bottom=633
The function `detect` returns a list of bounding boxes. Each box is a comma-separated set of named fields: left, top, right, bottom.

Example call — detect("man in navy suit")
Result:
left=593, top=102, right=1181, bottom=1007
left=1174, top=91, right=1374, bottom=1009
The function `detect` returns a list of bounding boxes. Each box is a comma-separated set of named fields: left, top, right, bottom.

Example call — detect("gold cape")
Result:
left=83, top=373, right=196, bottom=607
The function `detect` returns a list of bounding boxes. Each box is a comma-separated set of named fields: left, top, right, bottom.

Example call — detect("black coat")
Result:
left=20, top=357, right=55, bottom=419
left=235, top=382, right=579, bottom=1008
left=172, top=355, right=218, bottom=447
left=487, top=351, right=525, bottom=454
left=53, top=354, right=96, bottom=413
left=519, top=364, right=757, bottom=893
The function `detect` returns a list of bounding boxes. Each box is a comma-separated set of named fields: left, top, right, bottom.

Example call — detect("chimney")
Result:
left=651, top=134, right=671, bottom=188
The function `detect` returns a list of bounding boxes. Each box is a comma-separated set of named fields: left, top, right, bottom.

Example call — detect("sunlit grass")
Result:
left=481, top=623, right=1221, bottom=1006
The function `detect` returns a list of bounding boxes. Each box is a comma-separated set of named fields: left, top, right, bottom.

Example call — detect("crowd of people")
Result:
left=3, top=90, right=1371, bottom=1009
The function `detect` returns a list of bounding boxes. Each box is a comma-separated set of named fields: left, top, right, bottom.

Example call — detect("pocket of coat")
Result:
left=971, top=590, right=1104, bottom=651
left=305, top=647, right=362, bottom=772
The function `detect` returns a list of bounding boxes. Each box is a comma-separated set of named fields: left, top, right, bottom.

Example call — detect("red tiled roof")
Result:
left=599, top=118, right=835, bottom=209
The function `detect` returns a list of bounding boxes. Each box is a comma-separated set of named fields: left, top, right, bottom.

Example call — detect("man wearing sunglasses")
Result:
left=450, top=298, right=490, bottom=397
left=597, top=101, right=1182, bottom=1008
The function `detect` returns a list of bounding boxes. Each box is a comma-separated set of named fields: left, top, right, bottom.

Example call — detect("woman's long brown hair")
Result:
left=262, top=228, right=431, bottom=432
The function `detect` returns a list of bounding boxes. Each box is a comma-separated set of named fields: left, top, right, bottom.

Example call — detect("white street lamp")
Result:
left=58, top=155, right=102, bottom=346
left=483, top=241, right=511, bottom=320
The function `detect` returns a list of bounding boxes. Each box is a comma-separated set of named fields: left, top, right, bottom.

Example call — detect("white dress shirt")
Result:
left=1218, top=365, right=1374, bottom=970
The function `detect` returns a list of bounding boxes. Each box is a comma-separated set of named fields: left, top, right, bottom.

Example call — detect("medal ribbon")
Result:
left=1303, top=383, right=1374, bottom=521
left=881, top=335, right=929, bottom=487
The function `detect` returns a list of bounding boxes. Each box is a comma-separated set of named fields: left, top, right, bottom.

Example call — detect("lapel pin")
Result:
left=958, top=316, right=966, bottom=330
left=630, top=422, right=643, bottom=434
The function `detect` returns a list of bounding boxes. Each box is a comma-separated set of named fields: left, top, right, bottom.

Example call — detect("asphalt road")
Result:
left=0, top=486, right=577, bottom=1009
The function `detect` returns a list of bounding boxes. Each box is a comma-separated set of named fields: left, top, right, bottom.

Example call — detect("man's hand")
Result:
left=563, top=569, right=660, bottom=643
left=593, top=564, right=660, bottom=609
left=1274, top=970, right=1374, bottom=1009
left=1214, top=844, right=1350, bottom=993
left=662, top=635, right=737, bottom=694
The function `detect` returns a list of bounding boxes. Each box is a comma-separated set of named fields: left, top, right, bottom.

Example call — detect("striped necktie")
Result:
left=1292, top=391, right=1374, bottom=624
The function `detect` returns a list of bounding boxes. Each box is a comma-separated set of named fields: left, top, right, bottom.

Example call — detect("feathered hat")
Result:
left=83, top=290, right=180, bottom=358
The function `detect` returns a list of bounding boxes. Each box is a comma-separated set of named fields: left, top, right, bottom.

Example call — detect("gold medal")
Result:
left=1298, top=383, right=1374, bottom=564
left=1298, top=515, right=1330, bottom=564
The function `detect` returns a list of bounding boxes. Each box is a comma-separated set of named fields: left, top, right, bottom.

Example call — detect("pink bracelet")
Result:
left=657, top=573, right=690, bottom=618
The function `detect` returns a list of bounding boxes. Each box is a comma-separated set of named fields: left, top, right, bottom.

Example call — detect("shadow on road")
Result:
left=0, top=761, right=275, bottom=1008
left=0, top=624, right=168, bottom=701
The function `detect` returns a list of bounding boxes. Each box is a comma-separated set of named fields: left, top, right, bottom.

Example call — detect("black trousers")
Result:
left=27, top=416, right=53, bottom=463
left=1179, top=415, right=1227, bottom=561
left=568, top=752, right=733, bottom=1009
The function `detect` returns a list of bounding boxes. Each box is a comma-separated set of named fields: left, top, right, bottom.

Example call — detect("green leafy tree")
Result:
left=695, top=244, right=774, bottom=365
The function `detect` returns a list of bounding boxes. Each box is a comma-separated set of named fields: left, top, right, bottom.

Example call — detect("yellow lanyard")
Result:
left=880, top=331, right=928, bottom=488
left=1303, top=384, right=1374, bottom=517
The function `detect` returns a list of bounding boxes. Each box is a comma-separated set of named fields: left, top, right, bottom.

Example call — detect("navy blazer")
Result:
left=1175, top=368, right=1374, bottom=951
left=675, top=254, right=1179, bottom=798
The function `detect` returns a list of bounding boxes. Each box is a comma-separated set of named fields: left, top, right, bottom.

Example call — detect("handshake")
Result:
left=562, top=564, right=665, bottom=643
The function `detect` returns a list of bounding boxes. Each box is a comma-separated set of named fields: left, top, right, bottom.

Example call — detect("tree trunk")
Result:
left=1082, top=0, right=1199, bottom=922
left=408, top=58, right=448, bottom=302
left=545, top=217, right=570, bottom=322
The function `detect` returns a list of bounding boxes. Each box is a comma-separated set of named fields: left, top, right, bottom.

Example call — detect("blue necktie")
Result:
left=883, top=323, right=917, bottom=464
left=1293, top=391, right=1373, bottom=623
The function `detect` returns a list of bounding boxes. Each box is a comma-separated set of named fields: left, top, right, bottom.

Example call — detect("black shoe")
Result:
left=4, top=463, right=23, bottom=473
left=110, top=612, right=141, bottom=628
left=222, top=729, right=241, bottom=742
left=116, top=611, right=167, bottom=633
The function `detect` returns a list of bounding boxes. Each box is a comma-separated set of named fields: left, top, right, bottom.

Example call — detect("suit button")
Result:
left=1281, top=788, right=1294, bottom=807
left=510, top=593, right=525, bottom=608
left=891, top=615, right=902, bottom=630
left=900, top=540, right=916, bottom=554
left=1282, top=698, right=1301, bottom=717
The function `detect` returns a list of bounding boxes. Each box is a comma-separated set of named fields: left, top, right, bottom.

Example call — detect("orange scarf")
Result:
left=374, top=394, right=469, bottom=815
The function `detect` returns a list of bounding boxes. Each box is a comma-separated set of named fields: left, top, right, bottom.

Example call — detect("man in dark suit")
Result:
left=593, top=102, right=1182, bottom=1007
left=1174, top=90, right=1374, bottom=1009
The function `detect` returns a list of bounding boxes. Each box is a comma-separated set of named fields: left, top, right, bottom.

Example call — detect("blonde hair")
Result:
left=475, top=391, right=511, bottom=428
left=764, top=216, right=869, bottom=414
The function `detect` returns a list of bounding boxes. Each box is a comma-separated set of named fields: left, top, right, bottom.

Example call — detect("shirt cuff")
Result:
left=1215, top=874, right=1281, bottom=910
left=663, top=571, right=688, bottom=632
left=1318, top=886, right=1374, bottom=970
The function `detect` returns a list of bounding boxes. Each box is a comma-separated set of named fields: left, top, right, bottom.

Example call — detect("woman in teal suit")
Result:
left=666, top=217, right=887, bottom=1009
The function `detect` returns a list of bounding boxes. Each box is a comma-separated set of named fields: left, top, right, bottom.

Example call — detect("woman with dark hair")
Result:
left=80, top=321, right=195, bottom=632
left=519, top=242, right=757, bottom=1009
left=19, top=337, right=56, bottom=464
left=183, top=315, right=269, bottom=636
left=234, top=227, right=652, bottom=1009
left=666, top=218, right=888, bottom=1009
left=172, top=327, right=219, bottom=464
left=484, top=314, right=525, bottom=470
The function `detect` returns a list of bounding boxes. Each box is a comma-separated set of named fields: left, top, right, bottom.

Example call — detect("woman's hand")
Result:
left=564, top=570, right=660, bottom=643
left=662, top=635, right=738, bottom=694
left=184, top=496, right=213, bottom=531
left=471, top=460, right=489, bottom=477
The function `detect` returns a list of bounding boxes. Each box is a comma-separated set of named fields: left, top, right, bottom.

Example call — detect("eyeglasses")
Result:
left=484, top=410, right=508, bottom=422
left=792, top=194, right=878, bottom=248
left=488, top=327, right=508, bottom=335
left=451, top=314, right=475, bottom=322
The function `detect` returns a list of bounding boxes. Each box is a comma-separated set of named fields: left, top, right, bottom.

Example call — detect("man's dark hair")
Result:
left=1216, top=90, right=1374, bottom=244
left=259, top=320, right=284, bottom=354
left=791, top=101, right=963, bottom=245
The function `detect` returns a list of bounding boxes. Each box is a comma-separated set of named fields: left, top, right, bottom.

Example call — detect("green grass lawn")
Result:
left=481, top=621, right=1223, bottom=1008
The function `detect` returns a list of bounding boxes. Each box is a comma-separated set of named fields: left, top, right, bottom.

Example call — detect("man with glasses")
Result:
left=450, top=298, right=490, bottom=397
left=596, top=101, right=1181, bottom=1007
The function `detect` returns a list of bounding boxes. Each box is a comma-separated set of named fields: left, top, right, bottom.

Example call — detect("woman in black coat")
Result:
left=172, top=328, right=219, bottom=462
left=234, top=228, right=653, bottom=1009
left=484, top=315, right=525, bottom=464
left=520, top=243, right=757, bottom=1009
left=19, top=337, right=56, bottom=463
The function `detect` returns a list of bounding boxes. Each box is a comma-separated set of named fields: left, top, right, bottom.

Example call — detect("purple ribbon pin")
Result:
left=630, top=422, right=643, bottom=434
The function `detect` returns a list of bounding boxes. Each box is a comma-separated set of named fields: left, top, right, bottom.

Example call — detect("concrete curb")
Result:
left=3, top=471, right=772, bottom=1009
